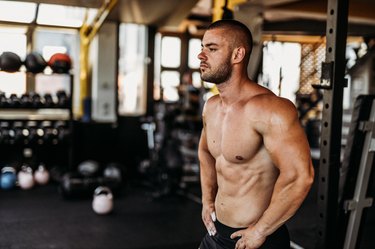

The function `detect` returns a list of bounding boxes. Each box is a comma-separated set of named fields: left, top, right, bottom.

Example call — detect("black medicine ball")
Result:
left=0, top=52, right=22, bottom=72
left=24, top=52, right=47, bottom=74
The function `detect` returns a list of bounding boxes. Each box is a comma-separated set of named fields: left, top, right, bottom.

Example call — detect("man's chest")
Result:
left=205, top=114, right=263, bottom=163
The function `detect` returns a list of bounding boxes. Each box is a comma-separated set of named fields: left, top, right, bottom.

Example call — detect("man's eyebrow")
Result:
left=201, top=43, right=218, bottom=48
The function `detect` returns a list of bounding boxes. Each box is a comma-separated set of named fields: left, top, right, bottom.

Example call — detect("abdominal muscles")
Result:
left=214, top=150, right=279, bottom=228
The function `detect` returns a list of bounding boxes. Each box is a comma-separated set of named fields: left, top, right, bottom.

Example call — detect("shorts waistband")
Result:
left=214, top=219, right=247, bottom=239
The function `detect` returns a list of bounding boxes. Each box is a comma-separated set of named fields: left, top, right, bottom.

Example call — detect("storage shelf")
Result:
left=0, top=109, right=70, bottom=120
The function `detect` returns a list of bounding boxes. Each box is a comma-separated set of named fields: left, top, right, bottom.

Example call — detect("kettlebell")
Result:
left=1, top=166, right=17, bottom=190
left=34, top=163, right=50, bottom=185
left=18, top=165, right=35, bottom=190
left=92, top=186, right=113, bottom=215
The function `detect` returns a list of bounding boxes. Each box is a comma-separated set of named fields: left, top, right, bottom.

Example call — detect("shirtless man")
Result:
left=197, top=20, right=314, bottom=249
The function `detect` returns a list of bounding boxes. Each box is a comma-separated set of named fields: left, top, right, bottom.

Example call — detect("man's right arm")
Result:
left=198, top=115, right=218, bottom=235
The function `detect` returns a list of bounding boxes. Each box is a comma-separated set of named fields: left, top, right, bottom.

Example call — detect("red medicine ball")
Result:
left=48, top=53, right=72, bottom=74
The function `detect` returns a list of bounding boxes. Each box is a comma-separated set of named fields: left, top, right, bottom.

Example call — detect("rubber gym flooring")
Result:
left=0, top=183, right=206, bottom=249
left=1, top=167, right=374, bottom=249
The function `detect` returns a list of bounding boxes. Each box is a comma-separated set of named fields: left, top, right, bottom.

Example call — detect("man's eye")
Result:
left=209, top=48, right=216, bottom=52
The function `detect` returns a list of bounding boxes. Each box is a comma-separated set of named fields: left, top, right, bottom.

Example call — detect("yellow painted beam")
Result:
left=77, top=0, right=118, bottom=118
left=212, top=0, right=247, bottom=21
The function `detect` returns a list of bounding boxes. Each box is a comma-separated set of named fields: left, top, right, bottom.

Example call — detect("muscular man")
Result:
left=197, top=20, right=314, bottom=249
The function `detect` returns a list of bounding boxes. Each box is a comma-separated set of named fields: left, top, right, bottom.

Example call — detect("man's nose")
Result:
left=197, top=51, right=206, bottom=61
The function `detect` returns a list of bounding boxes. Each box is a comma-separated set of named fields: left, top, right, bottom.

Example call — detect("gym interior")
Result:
left=0, top=0, right=374, bottom=248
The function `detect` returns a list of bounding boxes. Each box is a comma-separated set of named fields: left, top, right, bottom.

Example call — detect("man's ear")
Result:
left=232, top=47, right=245, bottom=63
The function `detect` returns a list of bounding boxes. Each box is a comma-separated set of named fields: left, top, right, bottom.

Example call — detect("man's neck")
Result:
left=217, top=76, right=251, bottom=106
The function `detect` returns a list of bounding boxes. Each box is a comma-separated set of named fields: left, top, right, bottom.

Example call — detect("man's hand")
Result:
left=202, top=204, right=217, bottom=236
left=230, top=227, right=266, bottom=249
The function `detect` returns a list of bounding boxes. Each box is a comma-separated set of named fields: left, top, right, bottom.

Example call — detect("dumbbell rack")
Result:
left=0, top=73, right=74, bottom=173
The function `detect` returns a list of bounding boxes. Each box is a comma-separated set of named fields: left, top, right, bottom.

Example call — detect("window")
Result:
left=0, top=29, right=27, bottom=96
left=261, top=41, right=301, bottom=104
left=161, top=37, right=181, bottom=68
left=118, top=23, right=147, bottom=116
left=155, top=35, right=182, bottom=102
left=37, top=4, right=98, bottom=28
left=0, top=1, right=36, bottom=23
left=188, top=38, right=201, bottom=69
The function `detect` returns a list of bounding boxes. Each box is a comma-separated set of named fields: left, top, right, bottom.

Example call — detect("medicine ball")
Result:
left=24, top=52, right=47, bottom=74
left=1, top=166, right=17, bottom=190
left=0, top=52, right=22, bottom=72
left=48, top=53, right=72, bottom=74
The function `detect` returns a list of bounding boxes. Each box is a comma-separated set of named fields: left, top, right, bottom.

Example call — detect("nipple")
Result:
left=235, top=155, right=244, bottom=160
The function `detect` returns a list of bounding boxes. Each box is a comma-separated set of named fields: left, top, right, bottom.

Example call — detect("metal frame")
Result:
left=316, top=0, right=349, bottom=248
left=343, top=100, right=375, bottom=249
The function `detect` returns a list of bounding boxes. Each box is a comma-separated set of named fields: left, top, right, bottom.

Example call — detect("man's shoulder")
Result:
left=246, top=93, right=297, bottom=118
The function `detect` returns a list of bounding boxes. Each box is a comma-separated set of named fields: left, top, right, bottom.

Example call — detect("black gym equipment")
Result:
left=40, top=121, right=58, bottom=145
left=24, top=52, right=47, bottom=74
left=20, top=93, right=32, bottom=108
left=48, top=53, right=72, bottom=74
left=29, top=92, right=43, bottom=108
left=43, top=93, right=55, bottom=108
left=59, top=170, right=122, bottom=199
left=337, top=95, right=375, bottom=249
left=8, top=94, right=21, bottom=108
left=0, top=92, right=8, bottom=108
left=78, top=160, right=100, bottom=177
left=56, top=90, right=69, bottom=108
left=0, top=51, right=22, bottom=72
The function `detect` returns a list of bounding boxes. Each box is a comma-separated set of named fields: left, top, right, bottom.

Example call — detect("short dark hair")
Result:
left=207, top=19, right=253, bottom=59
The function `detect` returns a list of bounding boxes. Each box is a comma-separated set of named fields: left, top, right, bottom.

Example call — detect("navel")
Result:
left=213, top=140, right=216, bottom=143
left=235, top=155, right=244, bottom=160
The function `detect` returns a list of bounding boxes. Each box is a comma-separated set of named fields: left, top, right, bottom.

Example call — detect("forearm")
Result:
left=200, top=169, right=217, bottom=205
left=253, top=171, right=313, bottom=236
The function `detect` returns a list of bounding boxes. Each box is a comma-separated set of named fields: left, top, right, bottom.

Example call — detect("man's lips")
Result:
left=200, top=63, right=209, bottom=69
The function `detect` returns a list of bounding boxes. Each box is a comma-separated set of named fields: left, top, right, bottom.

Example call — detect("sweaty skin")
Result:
left=198, top=26, right=314, bottom=249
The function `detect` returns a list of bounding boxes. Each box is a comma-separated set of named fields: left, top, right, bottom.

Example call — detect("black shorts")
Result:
left=199, top=219, right=290, bottom=249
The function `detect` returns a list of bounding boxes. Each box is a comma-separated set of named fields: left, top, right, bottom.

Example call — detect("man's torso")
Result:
left=204, top=94, right=279, bottom=227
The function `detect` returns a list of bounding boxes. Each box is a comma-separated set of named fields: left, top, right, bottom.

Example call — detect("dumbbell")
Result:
left=0, top=92, right=8, bottom=108
left=8, top=94, right=21, bottom=108
left=54, top=121, right=70, bottom=144
left=43, top=93, right=55, bottom=108
left=20, top=93, right=32, bottom=108
left=56, top=90, right=69, bottom=108
left=29, top=92, right=43, bottom=108
left=26, top=121, right=44, bottom=145
left=59, top=173, right=122, bottom=199
left=41, top=121, right=58, bottom=145
left=0, top=122, right=8, bottom=144
left=0, top=122, right=16, bottom=145
left=12, top=121, right=27, bottom=145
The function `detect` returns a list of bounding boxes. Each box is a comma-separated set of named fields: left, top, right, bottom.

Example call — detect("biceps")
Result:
left=198, top=129, right=215, bottom=166
left=264, top=123, right=310, bottom=170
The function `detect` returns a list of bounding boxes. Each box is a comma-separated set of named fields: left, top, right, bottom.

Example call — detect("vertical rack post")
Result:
left=315, top=0, right=349, bottom=248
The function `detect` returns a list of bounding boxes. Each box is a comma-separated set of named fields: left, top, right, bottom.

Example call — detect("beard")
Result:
left=200, top=56, right=232, bottom=84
